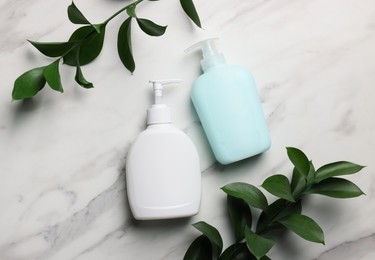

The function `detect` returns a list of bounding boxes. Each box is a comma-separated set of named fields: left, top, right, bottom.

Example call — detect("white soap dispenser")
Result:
left=126, top=79, right=201, bottom=220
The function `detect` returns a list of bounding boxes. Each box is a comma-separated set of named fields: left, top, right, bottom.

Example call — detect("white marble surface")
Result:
left=1, top=0, right=374, bottom=259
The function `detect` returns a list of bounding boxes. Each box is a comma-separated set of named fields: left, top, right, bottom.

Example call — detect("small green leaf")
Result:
left=315, top=161, right=365, bottom=183
left=256, top=200, right=285, bottom=234
left=43, top=59, right=63, bottom=93
left=256, top=199, right=301, bottom=234
left=183, top=235, right=212, bottom=260
left=278, top=214, right=325, bottom=244
left=219, top=243, right=254, bottom=260
left=118, top=17, right=135, bottom=73
left=306, top=177, right=364, bottom=198
left=227, top=195, right=252, bottom=242
left=92, top=24, right=103, bottom=33
left=67, top=2, right=100, bottom=33
left=291, top=167, right=306, bottom=199
left=74, top=49, right=93, bottom=89
left=262, top=174, right=295, bottom=202
left=306, top=161, right=316, bottom=185
left=12, top=67, right=46, bottom=100
left=75, top=65, right=93, bottom=89
left=63, top=25, right=106, bottom=66
left=192, top=221, right=223, bottom=256
left=245, top=226, right=275, bottom=260
left=273, top=200, right=302, bottom=221
left=286, top=147, right=310, bottom=177
left=180, top=0, right=202, bottom=28
left=68, top=1, right=90, bottom=25
left=126, top=5, right=137, bottom=18
left=222, top=182, right=268, bottom=211
left=28, top=41, right=76, bottom=58
left=136, top=18, right=167, bottom=36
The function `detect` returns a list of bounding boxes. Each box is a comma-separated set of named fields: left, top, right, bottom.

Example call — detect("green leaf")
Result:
left=315, top=161, right=365, bottom=183
left=245, top=226, right=275, bottom=260
left=219, top=243, right=254, bottom=260
left=256, top=199, right=301, bottom=234
left=63, top=25, right=106, bottom=66
left=12, top=67, right=46, bottom=100
left=306, top=161, right=316, bottom=185
left=67, top=1, right=90, bottom=25
left=227, top=195, right=252, bottom=242
left=43, top=59, right=63, bottom=93
left=75, top=65, right=93, bottom=89
left=222, top=182, right=268, bottom=211
left=256, top=200, right=284, bottom=234
left=278, top=214, right=325, bottom=244
left=67, top=1, right=100, bottom=32
left=118, top=17, right=135, bottom=73
left=291, top=167, right=306, bottom=199
left=126, top=5, right=137, bottom=18
left=183, top=235, right=212, bottom=260
left=136, top=18, right=167, bottom=36
left=74, top=48, right=93, bottom=89
left=28, top=41, right=75, bottom=58
left=92, top=24, right=103, bottom=33
left=262, top=174, right=295, bottom=202
left=306, top=177, right=364, bottom=198
left=192, top=221, right=223, bottom=256
left=180, top=0, right=202, bottom=28
left=286, top=147, right=310, bottom=177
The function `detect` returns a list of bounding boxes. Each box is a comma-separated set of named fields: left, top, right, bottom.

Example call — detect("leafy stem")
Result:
left=184, top=147, right=365, bottom=260
left=103, top=0, right=144, bottom=25
left=12, top=0, right=202, bottom=100
left=255, top=200, right=293, bottom=235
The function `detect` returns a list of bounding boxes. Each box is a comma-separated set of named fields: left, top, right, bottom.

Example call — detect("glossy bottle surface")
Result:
left=191, top=64, right=271, bottom=164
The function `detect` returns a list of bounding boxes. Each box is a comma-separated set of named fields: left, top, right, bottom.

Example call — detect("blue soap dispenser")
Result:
left=186, top=38, right=271, bottom=164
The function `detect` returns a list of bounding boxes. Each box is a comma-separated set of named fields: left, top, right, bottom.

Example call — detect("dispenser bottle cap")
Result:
left=147, top=79, right=182, bottom=125
left=185, top=38, right=225, bottom=71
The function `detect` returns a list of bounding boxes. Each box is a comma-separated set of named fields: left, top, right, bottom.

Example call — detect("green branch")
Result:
left=184, top=147, right=365, bottom=260
left=12, top=0, right=201, bottom=100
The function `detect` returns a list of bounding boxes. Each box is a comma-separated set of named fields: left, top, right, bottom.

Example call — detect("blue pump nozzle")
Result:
left=185, top=38, right=225, bottom=72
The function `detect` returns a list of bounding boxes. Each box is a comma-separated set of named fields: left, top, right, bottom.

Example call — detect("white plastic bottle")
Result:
left=126, top=79, right=201, bottom=220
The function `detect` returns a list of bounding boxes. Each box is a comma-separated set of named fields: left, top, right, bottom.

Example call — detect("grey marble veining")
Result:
left=1, top=0, right=375, bottom=259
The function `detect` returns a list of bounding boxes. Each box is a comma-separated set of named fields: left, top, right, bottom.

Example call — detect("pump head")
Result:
left=149, top=79, right=182, bottom=105
left=185, top=38, right=225, bottom=71
left=147, top=79, right=182, bottom=125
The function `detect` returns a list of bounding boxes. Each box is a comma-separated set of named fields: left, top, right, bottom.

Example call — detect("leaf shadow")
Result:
left=10, top=98, right=39, bottom=125
left=13, top=98, right=38, bottom=113
left=270, top=230, right=301, bottom=258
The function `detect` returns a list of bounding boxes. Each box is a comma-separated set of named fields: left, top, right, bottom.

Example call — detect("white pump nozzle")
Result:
left=185, top=38, right=225, bottom=71
left=147, top=79, right=182, bottom=125
left=149, top=79, right=182, bottom=105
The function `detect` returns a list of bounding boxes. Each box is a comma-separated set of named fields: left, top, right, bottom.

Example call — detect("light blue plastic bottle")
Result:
left=187, top=39, right=271, bottom=165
